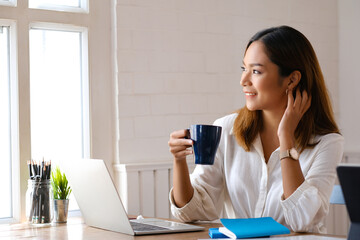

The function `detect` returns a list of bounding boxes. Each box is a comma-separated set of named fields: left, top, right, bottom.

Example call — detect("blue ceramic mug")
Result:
left=188, top=124, right=222, bottom=165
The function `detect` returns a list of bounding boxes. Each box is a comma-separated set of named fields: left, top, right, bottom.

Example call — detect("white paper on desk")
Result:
left=199, top=235, right=345, bottom=240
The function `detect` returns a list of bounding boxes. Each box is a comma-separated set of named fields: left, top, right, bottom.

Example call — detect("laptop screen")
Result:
left=337, top=164, right=360, bottom=223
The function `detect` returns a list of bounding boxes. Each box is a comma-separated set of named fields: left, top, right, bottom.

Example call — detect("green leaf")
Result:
left=51, top=166, right=72, bottom=200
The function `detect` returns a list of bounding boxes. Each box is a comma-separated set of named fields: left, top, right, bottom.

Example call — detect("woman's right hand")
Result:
left=168, top=129, right=193, bottom=161
left=169, top=129, right=195, bottom=207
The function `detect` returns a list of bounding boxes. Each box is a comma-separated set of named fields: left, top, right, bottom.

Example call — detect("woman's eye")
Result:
left=252, top=69, right=261, bottom=74
left=241, top=66, right=246, bottom=72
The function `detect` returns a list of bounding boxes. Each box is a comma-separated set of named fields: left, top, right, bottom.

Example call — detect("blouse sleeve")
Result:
left=169, top=119, right=228, bottom=222
left=169, top=148, right=225, bottom=222
left=280, top=133, right=344, bottom=232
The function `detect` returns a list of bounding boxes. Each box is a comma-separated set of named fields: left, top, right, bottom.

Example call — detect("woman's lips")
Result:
left=244, top=92, right=257, bottom=96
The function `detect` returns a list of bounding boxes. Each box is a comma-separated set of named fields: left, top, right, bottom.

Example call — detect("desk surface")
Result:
left=0, top=217, right=346, bottom=240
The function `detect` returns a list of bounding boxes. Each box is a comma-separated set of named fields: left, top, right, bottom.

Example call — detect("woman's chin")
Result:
left=246, top=104, right=258, bottom=111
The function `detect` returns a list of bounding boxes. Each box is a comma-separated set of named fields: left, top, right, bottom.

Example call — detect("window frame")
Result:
left=0, top=0, right=115, bottom=223
left=0, top=19, right=20, bottom=224
left=29, top=22, right=91, bottom=160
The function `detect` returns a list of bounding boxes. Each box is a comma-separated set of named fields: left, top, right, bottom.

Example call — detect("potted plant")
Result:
left=51, top=166, right=72, bottom=223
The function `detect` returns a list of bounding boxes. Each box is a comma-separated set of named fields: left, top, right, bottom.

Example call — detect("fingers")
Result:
left=170, top=129, right=189, bottom=139
left=168, top=129, right=193, bottom=161
left=302, top=92, right=312, bottom=115
left=287, top=88, right=311, bottom=115
left=287, top=89, right=294, bottom=109
left=168, top=129, right=193, bottom=148
left=168, top=138, right=193, bottom=148
left=293, top=88, right=301, bottom=107
left=171, top=147, right=193, bottom=159
left=297, top=90, right=311, bottom=114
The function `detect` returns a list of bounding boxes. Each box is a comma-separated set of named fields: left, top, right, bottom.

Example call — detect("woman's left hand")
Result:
left=277, top=88, right=312, bottom=144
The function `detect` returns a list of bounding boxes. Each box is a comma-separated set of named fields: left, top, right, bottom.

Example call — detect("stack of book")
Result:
left=209, top=217, right=290, bottom=239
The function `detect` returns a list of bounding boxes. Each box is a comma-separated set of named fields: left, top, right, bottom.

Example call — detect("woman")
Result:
left=168, top=26, right=343, bottom=233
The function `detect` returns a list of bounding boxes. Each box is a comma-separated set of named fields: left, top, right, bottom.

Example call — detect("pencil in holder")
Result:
left=26, top=179, right=53, bottom=224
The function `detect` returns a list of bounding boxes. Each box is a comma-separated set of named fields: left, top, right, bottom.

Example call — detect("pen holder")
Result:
left=26, top=179, right=53, bottom=224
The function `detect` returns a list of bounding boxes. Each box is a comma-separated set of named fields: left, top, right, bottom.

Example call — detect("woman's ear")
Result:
left=287, top=70, right=301, bottom=90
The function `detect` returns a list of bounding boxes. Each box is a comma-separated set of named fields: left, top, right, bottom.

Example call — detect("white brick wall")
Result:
left=116, top=0, right=339, bottom=164
left=339, top=0, right=360, bottom=152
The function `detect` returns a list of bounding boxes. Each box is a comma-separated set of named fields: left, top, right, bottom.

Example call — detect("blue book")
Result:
left=208, top=228, right=229, bottom=238
left=219, top=217, right=290, bottom=239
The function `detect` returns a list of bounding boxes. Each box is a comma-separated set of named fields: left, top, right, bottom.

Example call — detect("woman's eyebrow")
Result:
left=242, top=61, right=264, bottom=67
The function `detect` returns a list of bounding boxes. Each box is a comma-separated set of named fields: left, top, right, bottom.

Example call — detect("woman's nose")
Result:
left=240, top=71, right=251, bottom=87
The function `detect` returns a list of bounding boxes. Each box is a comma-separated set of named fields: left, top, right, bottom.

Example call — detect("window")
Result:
left=30, top=0, right=80, bottom=7
left=0, top=26, right=12, bottom=220
left=29, top=27, right=90, bottom=162
left=29, top=0, right=88, bottom=12
left=29, top=26, right=90, bottom=213
left=0, top=0, right=16, bottom=7
left=0, top=0, right=113, bottom=223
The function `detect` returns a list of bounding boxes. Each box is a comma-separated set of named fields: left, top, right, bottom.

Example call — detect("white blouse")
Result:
left=169, top=113, right=344, bottom=233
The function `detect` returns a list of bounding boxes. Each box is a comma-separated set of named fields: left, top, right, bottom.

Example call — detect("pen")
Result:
left=40, top=163, right=43, bottom=180
left=38, top=193, right=42, bottom=224
left=27, top=160, right=33, bottom=179
left=37, top=160, right=40, bottom=177
left=31, top=160, right=36, bottom=179
left=48, top=161, right=51, bottom=180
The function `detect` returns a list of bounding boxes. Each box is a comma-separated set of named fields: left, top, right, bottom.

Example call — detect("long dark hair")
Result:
left=233, top=25, right=340, bottom=152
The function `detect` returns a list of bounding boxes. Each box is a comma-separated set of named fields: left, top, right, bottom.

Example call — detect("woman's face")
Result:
left=240, top=41, right=288, bottom=112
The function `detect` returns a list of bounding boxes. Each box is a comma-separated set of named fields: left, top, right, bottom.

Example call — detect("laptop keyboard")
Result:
left=130, top=221, right=169, bottom=232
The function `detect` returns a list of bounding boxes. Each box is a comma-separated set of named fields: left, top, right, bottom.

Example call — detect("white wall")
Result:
left=339, top=0, right=360, bottom=153
left=115, top=0, right=339, bottom=164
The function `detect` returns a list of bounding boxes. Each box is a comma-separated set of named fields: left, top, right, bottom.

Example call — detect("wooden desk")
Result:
left=0, top=217, right=346, bottom=240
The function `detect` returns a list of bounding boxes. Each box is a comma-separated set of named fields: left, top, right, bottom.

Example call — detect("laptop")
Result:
left=337, top=164, right=360, bottom=240
left=60, top=158, right=204, bottom=235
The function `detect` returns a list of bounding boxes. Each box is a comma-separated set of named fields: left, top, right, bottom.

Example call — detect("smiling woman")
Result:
left=168, top=25, right=343, bottom=234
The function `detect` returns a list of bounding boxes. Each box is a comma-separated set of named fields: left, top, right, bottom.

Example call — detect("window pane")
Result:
left=30, top=0, right=79, bottom=8
left=28, top=0, right=87, bottom=11
left=0, top=0, right=15, bottom=7
left=0, top=26, right=12, bottom=219
left=30, top=29, right=83, bottom=160
left=29, top=28, right=89, bottom=210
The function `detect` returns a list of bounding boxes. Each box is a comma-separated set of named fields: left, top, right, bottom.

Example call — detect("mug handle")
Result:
left=184, top=128, right=191, bottom=139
